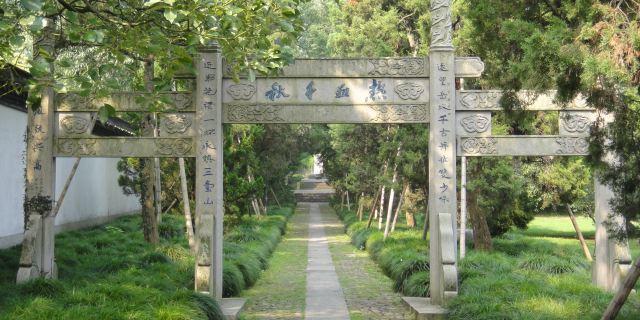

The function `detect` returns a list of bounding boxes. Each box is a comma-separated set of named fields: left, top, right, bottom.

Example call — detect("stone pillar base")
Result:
left=221, top=298, right=247, bottom=320
left=402, top=297, right=448, bottom=320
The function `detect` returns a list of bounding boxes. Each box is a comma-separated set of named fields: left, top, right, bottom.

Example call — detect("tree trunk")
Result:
left=468, top=188, right=492, bottom=251
left=367, top=187, right=382, bottom=228
left=179, top=157, right=195, bottom=251
left=346, top=191, right=351, bottom=211
left=406, top=211, right=416, bottom=228
left=141, top=56, right=159, bottom=244
left=357, top=193, right=365, bottom=221
left=378, top=186, right=386, bottom=230
left=567, top=204, right=592, bottom=261
left=421, top=205, right=429, bottom=240
left=391, top=183, right=409, bottom=232
left=601, top=256, right=640, bottom=320
left=270, top=187, right=282, bottom=208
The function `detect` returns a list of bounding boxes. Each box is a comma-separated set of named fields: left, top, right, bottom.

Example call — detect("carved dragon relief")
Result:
left=461, top=137, right=497, bottom=155
left=460, top=115, right=490, bottom=133
left=369, top=105, right=428, bottom=122
left=155, top=138, right=193, bottom=156
left=394, top=83, right=425, bottom=100
left=225, top=105, right=284, bottom=122
left=60, top=116, right=90, bottom=134
left=459, top=91, right=501, bottom=109
left=561, top=114, right=592, bottom=133
left=368, top=58, right=424, bottom=76
left=556, top=137, right=588, bottom=154
left=162, top=114, right=193, bottom=134
left=57, top=139, right=97, bottom=156
left=430, top=0, right=453, bottom=47
left=226, top=83, right=256, bottom=100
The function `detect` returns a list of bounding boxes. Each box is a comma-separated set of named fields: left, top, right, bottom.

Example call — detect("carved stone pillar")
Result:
left=194, top=44, right=224, bottom=299
left=17, top=18, right=57, bottom=283
left=428, top=0, right=458, bottom=306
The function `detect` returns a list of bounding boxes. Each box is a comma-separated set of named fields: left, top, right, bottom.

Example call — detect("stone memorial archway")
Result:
left=18, top=1, right=629, bottom=315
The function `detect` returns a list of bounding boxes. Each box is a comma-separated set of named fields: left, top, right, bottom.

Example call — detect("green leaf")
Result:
left=9, top=35, right=25, bottom=47
left=144, top=0, right=174, bottom=7
left=20, top=0, right=43, bottom=11
left=164, top=10, right=178, bottom=23
left=29, top=16, right=44, bottom=31
left=97, top=104, right=116, bottom=123
left=83, top=30, right=98, bottom=43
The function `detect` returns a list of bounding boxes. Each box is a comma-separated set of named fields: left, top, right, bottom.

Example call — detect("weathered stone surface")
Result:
left=194, top=45, right=224, bottom=299
left=456, top=112, right=491, bottom=136
left=221, top=298, right=247, bottom=320
left=558, top=111, right=597, bottom=136
left=54, top=138, right=195, bottom=157
left=223, top=104, right=429, bottom=124
left=55, top=92, right=195, bottom=112
left=222, top=78, right=429, bottom=105
left=402, top=297, right=448, bottom=320
left=456, top=90, right=592, bottom=111
left=222, top=57, right=482, bottom=79
left=159, top=113, right=196, bottom=137
left=458, top=136, right=590, bottom=156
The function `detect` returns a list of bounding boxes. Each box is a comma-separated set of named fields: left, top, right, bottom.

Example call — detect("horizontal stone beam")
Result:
left=457, top=136, right=589, bottom=157
left=55, top=92, right=194, bottom=112
left=54, top=137, right=195, bottom=158
left=221, top=57, right=483, bottom=78
left=456, top=90, right=593, bottom=111
left=222, top=104, right=429, bottom=124
left=222, top=78, right=429, bottom=105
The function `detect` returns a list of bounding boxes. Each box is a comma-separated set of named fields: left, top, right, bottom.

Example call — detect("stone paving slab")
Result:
left=305, top=202, right=350, bottom=320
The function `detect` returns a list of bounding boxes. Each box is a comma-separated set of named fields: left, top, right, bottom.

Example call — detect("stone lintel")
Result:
left=54, top=137, right=195, bottom=158
left=223, top=104, right=429, bottom=124
left=55, top=92, right=194, bottom=112
left=222, top=57, right=483, bottom=79
left=458, top=136, right=590, bottom=157
left=402, top=297, right=448, bottom=320
left=457, top=90, right=593, bottom=111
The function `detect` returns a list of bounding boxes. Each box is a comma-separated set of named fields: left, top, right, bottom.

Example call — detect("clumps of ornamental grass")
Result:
left=0, top=207, right=295, bottom=319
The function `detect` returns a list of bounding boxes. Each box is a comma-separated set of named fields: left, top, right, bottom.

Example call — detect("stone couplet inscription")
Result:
left=194, top=46, right=224, bottom=299
left=428, top=0, right=457, bottom=305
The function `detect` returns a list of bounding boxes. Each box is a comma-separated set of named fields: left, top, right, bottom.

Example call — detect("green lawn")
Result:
left=515, top=215, right=596, bottom=239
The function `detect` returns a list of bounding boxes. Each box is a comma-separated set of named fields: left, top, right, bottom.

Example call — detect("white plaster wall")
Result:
left=0, top=105, right=140, bottom=248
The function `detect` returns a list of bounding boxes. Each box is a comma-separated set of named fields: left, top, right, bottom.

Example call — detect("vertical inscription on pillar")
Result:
left=428, top=0, right=456, bottom=306
left=195, top=45, right=223, bottom=299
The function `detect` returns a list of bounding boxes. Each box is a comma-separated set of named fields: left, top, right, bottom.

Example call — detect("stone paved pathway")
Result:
left=241, top=179, right=411, bottom=319
left=320, top=203, right=413, bottom=320
left=305, top=202, right=350, bottom=320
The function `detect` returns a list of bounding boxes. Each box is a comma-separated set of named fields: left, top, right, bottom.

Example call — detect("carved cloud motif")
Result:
left=155, top=138, right=193, bottom=156
left=226, top=105, right=284, bottom=122
left=459, top=92, right=501, bottom=109
left=369, top=105, right=428, bottom=122
left=163, top=114, right=192, bottom=134
left=460, top=115, right=490, bottom=133
left=562, top=114, right=591, bottom=133
left=57, top=139, right=96, bottom=156
left=461, top=137, right=497, bottom=155
left=394, top=83, right=425, bottom=100
left=226, top=83, right=256, bottom=100
left=368, top=58, right=424, bottom=76
left=556, top=137, right=588, bottom=154
left=60, top=116, right=90, bottom=134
